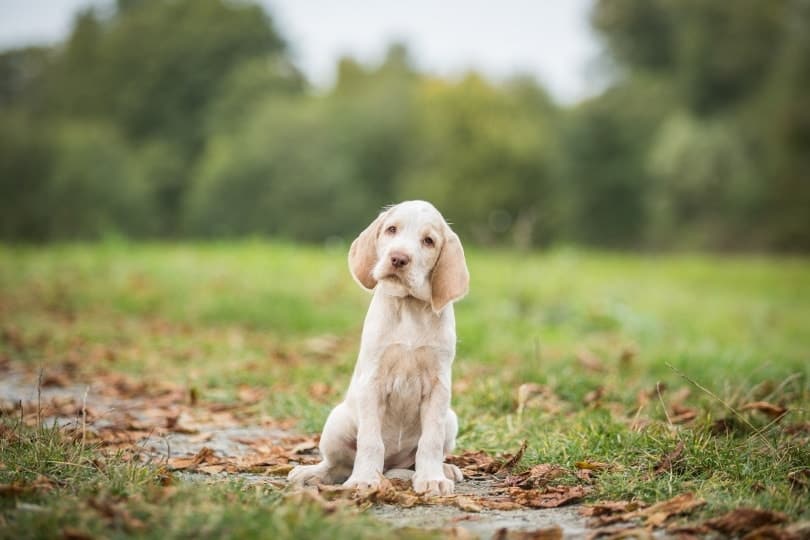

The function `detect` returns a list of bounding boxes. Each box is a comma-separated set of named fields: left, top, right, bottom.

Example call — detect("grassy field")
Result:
left=1, top=242, right=809, bottom=538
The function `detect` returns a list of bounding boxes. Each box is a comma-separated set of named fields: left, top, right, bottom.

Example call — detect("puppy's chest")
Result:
left=375, top=344, right=443, bottom=407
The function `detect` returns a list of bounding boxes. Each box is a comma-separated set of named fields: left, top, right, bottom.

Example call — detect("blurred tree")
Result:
left=0, top=112, right=55, bottom=240
left=559, top=79, right=673, bottom=248
left=36, top=0, right=296, bottom=235
left=187, top=96, right=373, bottom=240
left=593, top=0, right=810, bottom=250
left=399, top=74, right=560, bottom=247
left=647, top=113, right=761, bottom=249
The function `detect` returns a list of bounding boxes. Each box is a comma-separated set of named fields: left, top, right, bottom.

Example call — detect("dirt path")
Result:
left=2, top=367, right=593, bottom=538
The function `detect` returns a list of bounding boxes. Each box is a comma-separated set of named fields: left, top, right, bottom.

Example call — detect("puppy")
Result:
left=288, top=200, right=469, bottom=495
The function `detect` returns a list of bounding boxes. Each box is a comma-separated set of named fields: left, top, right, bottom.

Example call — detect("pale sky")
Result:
left=0, top=0, right=602, bottom=103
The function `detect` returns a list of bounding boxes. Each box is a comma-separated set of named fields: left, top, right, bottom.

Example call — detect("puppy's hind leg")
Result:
left=288, top=402, right=355, bottom=485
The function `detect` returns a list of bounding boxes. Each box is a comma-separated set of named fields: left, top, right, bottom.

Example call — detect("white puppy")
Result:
left=288, top=200, right=469, bottom=496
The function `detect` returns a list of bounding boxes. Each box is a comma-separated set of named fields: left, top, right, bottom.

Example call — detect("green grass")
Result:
left=1, top=241, right=809, bottom=537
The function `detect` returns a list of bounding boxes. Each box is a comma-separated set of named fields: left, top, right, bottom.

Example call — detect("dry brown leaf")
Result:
left=580, top=501, right=645, bottom=518
left=492, top=525, right=563, bottom=540
left=585, top=493, right=703, bottom=529
left=577, top=349, right=606, bottom=372
left=0, top=475, right=55, bottom=497
left=265, top=463, right=295, bottom=476
left=586, top=525, right=650, bottom=540
left=741, top=401, right=788, bottom=419
left=583, top=386, right=606, bottom=406
left=497, top=440, right=528, bottom=474
left=637, top=492, right=705, bottom=526
left=448, top=444, right=529, bottom=477
left=468, top=497, right=524, bottom=511
left=503, top=464, right=568, bottom=489
left=60, top=527, right=94, bottom=540
left=88, top=498, right=145, bottom=532
left=236, top=385, right=266, bottom=404
left=669, top=406, right=698, bottom=424
left=517, top=383, right=565, bottom=415
left=508, top=485, right=588, bottom=508
left=741, top=524, right=801, bottom=540
left=453, top=496, right=483, bottom=513
left=308, top=382, right=332, bottom=400
left=167, top=446, right=220, bottom=471
left=41, top=372, right=72, bottom=388
left=704, top=508, right=789, bottom=535
left=653, top=440, right=685, bottom=476
left=788, top=468, right=809, bottom=490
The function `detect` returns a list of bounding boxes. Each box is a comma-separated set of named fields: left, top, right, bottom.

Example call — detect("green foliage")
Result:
left=401, top=75, right=560, bottom=246
left=1, top=0, right=809, bottom=249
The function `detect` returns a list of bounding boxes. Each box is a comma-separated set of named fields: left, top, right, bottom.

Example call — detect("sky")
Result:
left=0, top=0, right=602, bottom=103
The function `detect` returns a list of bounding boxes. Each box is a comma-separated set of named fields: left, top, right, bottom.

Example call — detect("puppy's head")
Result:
left=348, top=200, right=469, bottom=313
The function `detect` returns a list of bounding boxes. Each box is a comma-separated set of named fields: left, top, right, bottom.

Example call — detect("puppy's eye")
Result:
left=423, top=236, right=435, bottom=247
left=386, top=226, right=397, bottom=235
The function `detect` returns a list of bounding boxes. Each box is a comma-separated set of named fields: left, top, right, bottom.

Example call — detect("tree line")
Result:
left=1, top=0, right=808, bottom=250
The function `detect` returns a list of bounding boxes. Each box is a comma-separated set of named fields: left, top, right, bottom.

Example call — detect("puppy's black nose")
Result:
left=390, top=252, right=410, bottom=268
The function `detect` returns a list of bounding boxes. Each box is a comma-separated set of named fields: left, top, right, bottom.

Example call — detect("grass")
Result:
left=1, top=241, right=809, bottom=537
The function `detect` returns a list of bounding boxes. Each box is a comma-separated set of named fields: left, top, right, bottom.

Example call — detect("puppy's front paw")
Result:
left=343, top=474, right=382, bottom=490
left=413, top=474, right=454, bottom=496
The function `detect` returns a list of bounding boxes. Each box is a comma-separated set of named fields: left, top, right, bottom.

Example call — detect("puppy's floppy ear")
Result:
left=431, top=227, right=469, bottom=313
left=348, top=208, right=389, bottom=290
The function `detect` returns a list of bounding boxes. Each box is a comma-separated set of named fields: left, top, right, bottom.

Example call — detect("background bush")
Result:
left=1, top=0, right=808, bottom=250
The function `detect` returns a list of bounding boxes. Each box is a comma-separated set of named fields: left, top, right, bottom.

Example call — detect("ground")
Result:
left=1, top=242, right=809, bottom=539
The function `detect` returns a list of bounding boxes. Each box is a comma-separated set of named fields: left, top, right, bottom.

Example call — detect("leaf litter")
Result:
left=4, top=360, right=808, bottom=538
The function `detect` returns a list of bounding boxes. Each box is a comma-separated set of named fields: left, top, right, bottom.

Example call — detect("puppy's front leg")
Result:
left=413, top=385, right=453, bottom=496
left=343, top=392, right=385, bottom=489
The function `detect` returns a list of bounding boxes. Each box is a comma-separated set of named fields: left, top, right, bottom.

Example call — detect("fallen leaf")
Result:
left=741, top=401, right=788, bottom=419
left=741, top=524, right=800, bottom=540
left=60, top=527, right=94, bottom=540
left=41, top=372, right=72, bottom=388
left=466, top=497, right=523, bottom=511
left=448, top=444, right=529, bottom=477
left=704, top=508, right=788, bottom=535
left=575, top=460, right=610, bottom=472
left=503, top=464, right=568, bottom=489
left=580, top=500, right=645, bottom=518
left=669, top=406, right=698, bottom=424
left=585, top=493, right=703, bottom=529
left=167, top=446, right=220, bottom=471
left=517, top=383, right=565, bottom=415
left=584, top=386, right=605, bottom=406
left=638, top=493, right=705, bottom=527
left=453, top=496, right=483, bottom=513
left=577, top=349, right=605, bottom=372
left=493, top=525, right=563, bottom=540
left=88, top=498, right=145, bottom=532
left=788, top=468, right=809, bottom=491
left=653, top=441, right=685, bottom=476
left=508, top=485, right=588, bottom=508
left=497, top=440, right=528, bottom=474
left=308, top=382, right=332, bottom=400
